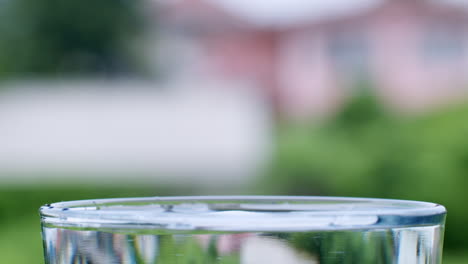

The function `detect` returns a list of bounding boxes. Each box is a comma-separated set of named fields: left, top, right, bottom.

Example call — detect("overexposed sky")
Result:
left=205, top=0, right=468, bottom=27
left=208, top=0, right=382, bottom=26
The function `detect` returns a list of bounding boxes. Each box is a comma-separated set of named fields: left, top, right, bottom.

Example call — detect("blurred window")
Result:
left=327, top=30, right=370, bottom=74
left=421, top=23, right=465, bottom=63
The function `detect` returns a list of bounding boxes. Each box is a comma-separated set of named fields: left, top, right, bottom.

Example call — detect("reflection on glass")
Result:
left=42, top=225, right=443, bottom=264
left=41, top=196, right=446, bottom=264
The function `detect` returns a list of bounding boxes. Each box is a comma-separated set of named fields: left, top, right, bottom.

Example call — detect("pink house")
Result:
left=158, top=0, right=468, bottom=118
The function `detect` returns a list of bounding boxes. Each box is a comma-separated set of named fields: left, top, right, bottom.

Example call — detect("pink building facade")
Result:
left=159, top=0, right=468, bottom=118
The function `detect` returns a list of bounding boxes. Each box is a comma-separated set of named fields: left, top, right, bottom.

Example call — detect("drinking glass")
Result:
left=40, top=196, right=446, bottom=264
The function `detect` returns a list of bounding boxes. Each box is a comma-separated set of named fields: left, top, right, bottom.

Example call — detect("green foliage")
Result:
left=287, top=230, right=395, bottom=264
left=261, top=91, right=468, bottom=250
left=157, top=235, right=239, bottom=264
left=0, top=0, right=145, bottom=77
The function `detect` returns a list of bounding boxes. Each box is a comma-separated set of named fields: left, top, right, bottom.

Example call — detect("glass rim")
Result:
left=40, top=196, right=446, bottom=232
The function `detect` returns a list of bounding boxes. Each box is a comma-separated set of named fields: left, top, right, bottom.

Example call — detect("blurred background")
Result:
left=0, top=0, right=467, bottom=262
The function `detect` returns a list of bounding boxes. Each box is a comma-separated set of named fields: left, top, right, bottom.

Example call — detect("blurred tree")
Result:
left=0, top=0, right=145, bottom=78
left=260, top=84, right=468, bottom=250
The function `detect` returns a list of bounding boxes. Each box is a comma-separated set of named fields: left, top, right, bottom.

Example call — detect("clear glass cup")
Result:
left=40, top=196, right=446, bottom=264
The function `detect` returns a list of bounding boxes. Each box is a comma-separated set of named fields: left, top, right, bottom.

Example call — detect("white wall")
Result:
left=0, top=80, right=272, bottom=186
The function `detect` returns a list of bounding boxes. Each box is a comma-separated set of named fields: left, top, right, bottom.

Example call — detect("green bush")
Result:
left=261, top=91, right=468, bottom=250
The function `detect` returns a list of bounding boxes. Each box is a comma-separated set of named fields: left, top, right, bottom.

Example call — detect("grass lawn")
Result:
left=0, top=185, right=178, bottom=263
left=444, top=252, right=468, bottom=264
